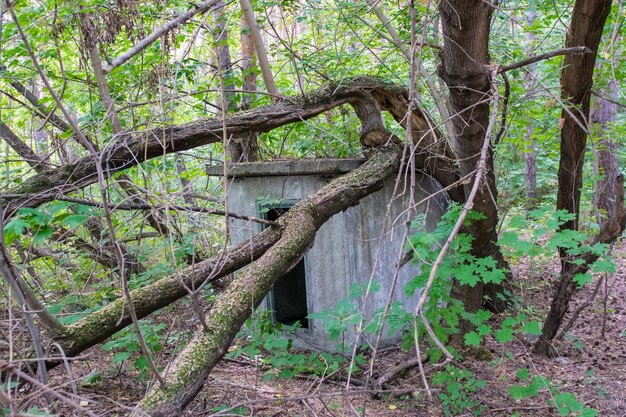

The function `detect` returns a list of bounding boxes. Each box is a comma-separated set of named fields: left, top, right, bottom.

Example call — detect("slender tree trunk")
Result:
left=212, top=1, right=236, bottom=112
left=591, top=80, right=619, bottom=227
left=555, top=0, right=612, bottom=239
left=524, top=11, right=538, bottom=213
left=235, top=14, right=260, bottom=161
left=239, top=0, right=279, bottom=99
left=535, top=0, right=612, bottom=355
left=212, top=1, right=258, bottom=161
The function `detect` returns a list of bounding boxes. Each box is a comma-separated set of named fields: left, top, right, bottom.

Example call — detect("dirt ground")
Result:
left=7, top=240, right=626, bottom=416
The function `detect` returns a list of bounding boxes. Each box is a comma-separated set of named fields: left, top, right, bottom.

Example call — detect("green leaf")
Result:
left=522, top=321, right=542, bottom=335
left=134, top=355, right=149, bottom=371
left=554, top=392, right=583, bottom=415
left=508, top=385, right=526, bottom=401
left=3, top=218, right=28, bottom=244
left=494, top=327, right=514, bottom=343
left=61, top=214, right=88, bottom=228
left=516, top=367, right=529, bottom=381
left=477, top=324, right=492, bottom=336
left=112, top=351, right=131, bottom=364
left=32, top=225, right=54, bottom=244
left=464, top=331, right=482, bottom=347
left=579, top=408, right=599, bottom=417
left=573, top=273, right=592, bottom=286
left=81, top=371, right=103, bottom=385
left=590, top=259, right=615, bottom=274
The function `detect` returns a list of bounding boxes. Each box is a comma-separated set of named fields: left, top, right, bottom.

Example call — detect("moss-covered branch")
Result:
left=4, top=77, right=458, bottom=217
left=53, top=227, right=281, bottom=360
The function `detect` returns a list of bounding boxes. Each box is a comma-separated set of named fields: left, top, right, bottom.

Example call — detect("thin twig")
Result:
left=591, top=89, right=626, bottom=109
left=0, top=361, right=98, bottom=417
left=8, top=6, right=98, bottom=153
left=54, top=196, right=278, bottom=226
left=49, top=342, right=79, bottom=398
left=556, top=275, right=604, bottom=340
left=375, top=355, right=426, bottom=389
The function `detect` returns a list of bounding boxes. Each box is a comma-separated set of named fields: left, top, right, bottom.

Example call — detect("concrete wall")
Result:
left=212, top=159, right=448, bottom=351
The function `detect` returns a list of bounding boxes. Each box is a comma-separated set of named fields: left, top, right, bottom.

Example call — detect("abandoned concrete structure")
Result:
left=206, top=158, right=448, bottom=350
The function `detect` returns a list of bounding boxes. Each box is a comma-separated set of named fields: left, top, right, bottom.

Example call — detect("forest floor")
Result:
left=24, top=240, right=626, bottom=416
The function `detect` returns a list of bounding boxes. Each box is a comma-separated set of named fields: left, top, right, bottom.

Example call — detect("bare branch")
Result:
left=239, top=0, right=280, bottom=99
left=591, top=89, right=626, bottom=109
left=9, top=6, right=98, bottom=153
left=0, top=122, right=50, bottom=172
left=0, top=361, right=98, bottom=417
left=0, top=65, right=72, bottom=132
left=500, top=46, right=592, bottom=73
left=55, top=196, right=278, bottom=226
left=102, top=0, right=222, bottom=74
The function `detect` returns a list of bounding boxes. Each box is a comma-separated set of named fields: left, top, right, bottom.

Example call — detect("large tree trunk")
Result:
left=535, top=0, right=612, bottom=356
left=132, top=144, right=403, bottom=417
left=438, top=0, right=509, bottom=314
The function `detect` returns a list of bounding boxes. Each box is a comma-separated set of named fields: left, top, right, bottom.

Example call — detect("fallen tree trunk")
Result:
left=3, top=77, right=459, bottom=217
left=31, top=77, right=455, bottom=365
left=132, top=144, right=403, bottom=417
left=52, top=226, right=281, bottom=359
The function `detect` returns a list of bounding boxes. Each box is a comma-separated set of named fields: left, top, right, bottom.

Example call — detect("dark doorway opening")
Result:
left=263, top=205, right=309, bottom=328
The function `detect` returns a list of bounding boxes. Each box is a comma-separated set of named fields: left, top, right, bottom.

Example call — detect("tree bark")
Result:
left=132, top=144, right=403, bottom=417
left=438, top=0, right=508, bottom=313
left=591, top=80, right=619, bottom=227
left=239, top=0, right=279, bottom=99
left=535, top=0, right=612, bottom=355
left=556, top=0, right=612, bottom=237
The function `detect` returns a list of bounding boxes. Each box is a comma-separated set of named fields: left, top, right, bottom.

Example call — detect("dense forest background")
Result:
left=0, top=0, right=624, bottom=415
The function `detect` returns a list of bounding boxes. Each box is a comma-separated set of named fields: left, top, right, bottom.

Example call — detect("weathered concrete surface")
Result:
left=211, top=158, right=448, bottom=350
left=206, top=157, right=364, bottom=177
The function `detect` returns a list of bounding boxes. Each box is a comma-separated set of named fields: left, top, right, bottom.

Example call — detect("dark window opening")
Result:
left=263, top=206, right=309, bottom=329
